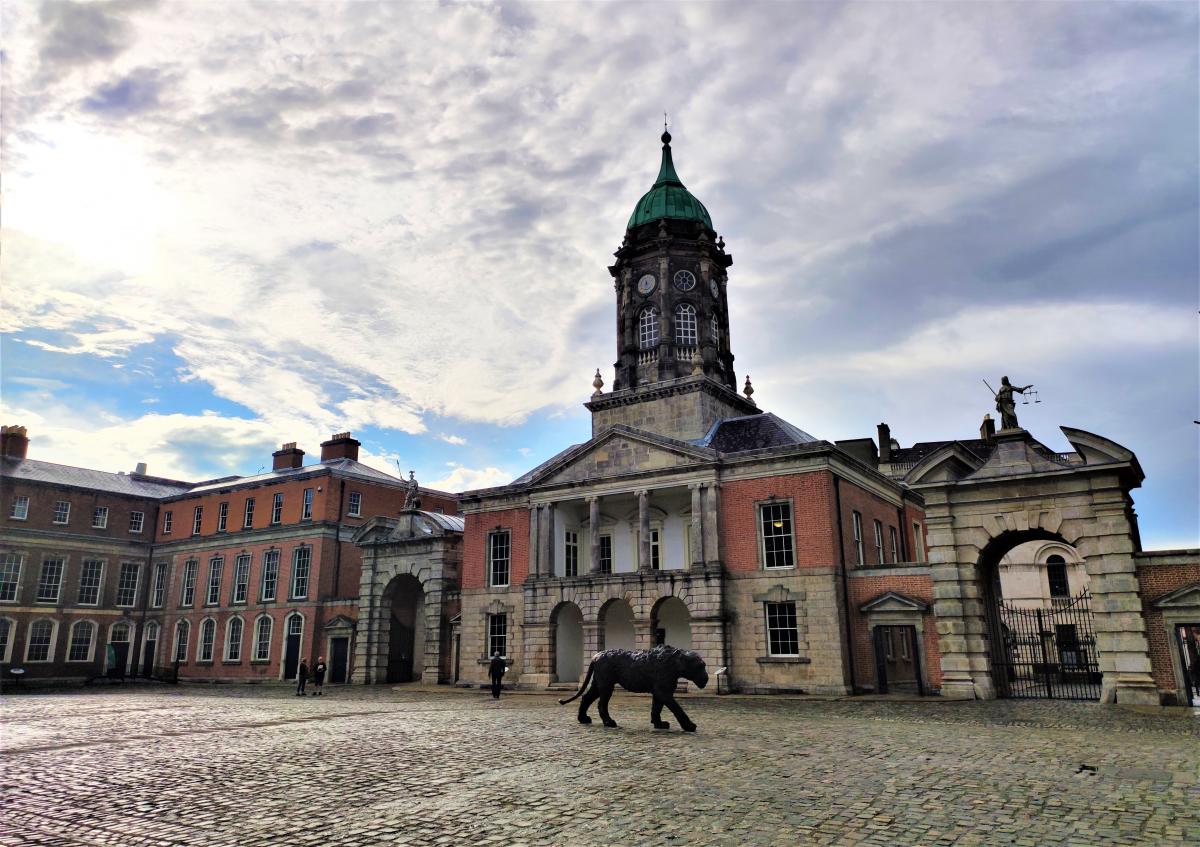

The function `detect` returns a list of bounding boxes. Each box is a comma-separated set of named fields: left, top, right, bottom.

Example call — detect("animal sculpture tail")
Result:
left=557, top=658, right=597, bottom=705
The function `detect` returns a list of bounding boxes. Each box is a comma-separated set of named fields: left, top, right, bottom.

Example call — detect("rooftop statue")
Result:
left=990, top=375, right=1033, bottom=430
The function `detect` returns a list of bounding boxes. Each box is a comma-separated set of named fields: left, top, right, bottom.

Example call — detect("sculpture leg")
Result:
left=598, top=684, right=618, bottom=728
left=650, top=695, right=670, bottom=730
left=662, top=695, right=696, bottom=732
left=577, top=687, right=598, bottom=725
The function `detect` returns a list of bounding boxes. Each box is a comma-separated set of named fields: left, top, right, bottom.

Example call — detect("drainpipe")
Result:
left=333, top=479, right=346, bottom=596
left=832, top=477, right=859, bottom=694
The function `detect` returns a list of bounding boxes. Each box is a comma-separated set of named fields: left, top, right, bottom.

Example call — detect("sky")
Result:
left=1, top=1, right=1196, bottom=548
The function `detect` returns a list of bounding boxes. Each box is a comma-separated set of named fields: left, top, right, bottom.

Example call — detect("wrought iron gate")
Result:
left=993, top=589, right=1102, bottom=701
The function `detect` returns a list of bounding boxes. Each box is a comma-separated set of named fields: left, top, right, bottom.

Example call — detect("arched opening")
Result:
left=651, top=596, right=692, bottom=649
left=383, top=574, right=425, bottom=683
left=600, top=599, right=635, bottom=651
left=282, top=613, right=304, bottom=681
left=551, top=602, right=584, bottom=683
left=979, top=530, right=1100, bottom=701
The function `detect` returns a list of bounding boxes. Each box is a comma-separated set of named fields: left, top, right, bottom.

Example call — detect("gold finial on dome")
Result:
left=592, top=368, right=604, bottom=397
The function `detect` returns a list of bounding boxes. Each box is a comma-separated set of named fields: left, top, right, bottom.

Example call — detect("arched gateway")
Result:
left=352, top=510, right=463, bottom=685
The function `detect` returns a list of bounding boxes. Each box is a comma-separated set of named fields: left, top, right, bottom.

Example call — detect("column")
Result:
left=689, top=484, right=704, bottom=571
left=702, top=482, right=721, bottom=567
left=588, top=496, right=602, bottom=574
left=541, top=503, right=556, bottom=578
left=638, top=489, right=651, bottom=572
left=527, top=505, right=540, bottom=579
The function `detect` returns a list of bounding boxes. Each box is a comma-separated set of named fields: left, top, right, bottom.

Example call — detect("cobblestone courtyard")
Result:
left=1, top=686, right=1197, bottom=847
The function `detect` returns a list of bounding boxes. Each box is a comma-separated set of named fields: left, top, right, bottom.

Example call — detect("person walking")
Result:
left=488, top=651, right=506, bottom=700
left=312, top=656, right=327, bottom=696
left=296, top=658, right=309, bottom=696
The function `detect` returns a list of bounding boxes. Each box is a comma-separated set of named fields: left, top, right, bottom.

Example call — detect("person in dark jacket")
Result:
left=312, top=657, right=327, bottom=695
left=488, top=651, right=506, bottom=699
left=296, top=659, right=309, bottom=696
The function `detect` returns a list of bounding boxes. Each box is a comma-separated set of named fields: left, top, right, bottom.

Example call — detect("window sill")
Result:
left=757, top=656, right=811, bottom=665
left=347, top=513, right=362, bottom=519
left=222, top=660, right=242, bottom=665
left=250, top=660, right=270, bottom=665
left=762, top=565, right=797, bottom=572
left=10, top=516, right=27, bottom=521
left=195, top=660, right=214, bottom=666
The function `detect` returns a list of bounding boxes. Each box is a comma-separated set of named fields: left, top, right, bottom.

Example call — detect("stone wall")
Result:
left=587, top=376, right=757, bottom=442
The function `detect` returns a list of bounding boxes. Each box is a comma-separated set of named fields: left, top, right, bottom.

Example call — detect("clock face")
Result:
left=673, top=270, right=696, bottom=291
left=709, top=276, right=720, bottom=297
left=637, top=273, right=657, bottom=295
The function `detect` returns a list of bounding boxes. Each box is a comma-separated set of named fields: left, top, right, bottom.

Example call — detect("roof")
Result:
left=1, top=458, right=194, bottom=498
left=183, top=457, right=455, bottom=497
left=890, top=439, right=996, bottom=466
left=698, top=413, right=818, bottom=454
left=418, top=510, right=465, bottom=533
left=627, top=131, right=713, bottom=231
left=509, top=443, right=584, bottom=486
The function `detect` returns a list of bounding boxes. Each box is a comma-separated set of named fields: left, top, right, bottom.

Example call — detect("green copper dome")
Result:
left=627, top=131, right=713, bottom=231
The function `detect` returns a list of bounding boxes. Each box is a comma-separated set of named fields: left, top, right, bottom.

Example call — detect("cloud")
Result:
left=81, top=67, right=169, bottom=116
left=436, top=433, right=467, bottom=446
left=37, top=0, right=153, bottom=71
left=426, top=463, right=511, bottom=492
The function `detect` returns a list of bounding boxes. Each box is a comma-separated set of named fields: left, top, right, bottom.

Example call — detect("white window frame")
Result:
left=913, top=522, right=926, bottom=563
left=0, top=552, right=23, bottom=603
left=109, top=620, right=131, bottom=646
left=271, top=493, right=283, bottom=525
left=9, top=496, right=29, bottom=520
left=217, top=502, right=228, bottom=532
left=253, top=615, right=272, bottom=662
left=759, top=501, right=796, bottom=569
left=231, top=554, right=250, bottom=604
left=710, top=314, right=720, bottom=349
left=302, top=488, right=313, bottom=521
left=180, top=559, right=198, bottom=606
left=225, top=616, right=244, bottom=662
left=115, top=562, right=140, bottom=608
left=290, top=546, right=310, bottom=599
left=174, top=620, right=190, bottom=662
left=873, top=520, right=884, bottom=564
left=52, top=500, right=71, bottom=525
left=597, top=534, right=613, bottom=574
left=37, top=557, right=65, bottom=603
left=25, top=618, right=58, bottom=662
left=347, top=491, right=362, bottom=517
left=205, top=557, right=223, bottom=606
left=192, top=506, right=203, bottom=536
left=889, top=526, right=900, bottom=564
left=0, top=617, right=14, bottom=663
left=488, top=613, right=507, bottom=657
left=92, top=506, right=109, bottom=529
left=852, top=511, right=865, bottom=566
left=243, top=498, right=255, bottom=528
left=488, top=531, right=511, bottom=588
left=129, top=511, right=144, bottom=534
left=765, top=601, right=800, bottom=657
left=197, top=618, right=216, bottom=662
left=674, top=303, right=698, bottom=345
left=145, top=620, right=160, bottom=644
left=78, top=559, right=105, bottom=606
left=162, top=510, right=173, bottom=535
left=152, top=562, right=167, bottom=608
left=638, top=307, right=660, bottom=349
left=260, top=550, right=279, bottom=601
left=564, top=530, right=579, bottom=578
left=67, top=620, right=97, bottom=662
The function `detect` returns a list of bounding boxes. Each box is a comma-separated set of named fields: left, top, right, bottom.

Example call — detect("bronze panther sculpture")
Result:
left=558, top=646, right=708, bottom=732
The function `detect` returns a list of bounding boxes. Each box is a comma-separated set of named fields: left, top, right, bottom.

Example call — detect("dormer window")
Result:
left=675, top=303, right=697, bottom=345
left=639, top=307, right=660, bottom=349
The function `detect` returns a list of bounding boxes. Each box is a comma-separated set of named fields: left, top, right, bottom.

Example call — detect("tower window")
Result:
left=710, top=314, right=719, bottom=349
left=674, top=303, right=697, bottom=345
left=639, top=307, right=659, bottom=349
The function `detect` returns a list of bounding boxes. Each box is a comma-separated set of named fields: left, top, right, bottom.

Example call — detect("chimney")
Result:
left=320, top=432, right=360, bottom=462
left=133, top=462, right=148, bottom=476
left=877, top=423, right=891, bottom=463
left=272, top=442, right=305, bottom=471
left=1, top=425, right=29, bottom=460
left=980, top=414, right=996, bottom=444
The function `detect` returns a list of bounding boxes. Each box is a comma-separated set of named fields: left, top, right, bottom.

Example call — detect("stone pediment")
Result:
left=530, top=426, right=715, bottom=486
left=967, top=430, right=1066, bottom=480
left=322, top=615, right=356, bottom=631
left=1152, top=583, right=1200, bottom=610
left=1061, top=426, right=1144, bottom=485
left=905, top=443, right=985, bottom=484
left=860, top=591, right=929, bottom=614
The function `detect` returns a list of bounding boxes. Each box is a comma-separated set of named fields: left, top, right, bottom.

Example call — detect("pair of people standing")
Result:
left=295, top=657, right=327, bottom=696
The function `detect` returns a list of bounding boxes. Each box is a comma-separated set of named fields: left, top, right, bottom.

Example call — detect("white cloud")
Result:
left=426, top=463, right=511, bottom=492
left=436, top=433, right=467, bottom=446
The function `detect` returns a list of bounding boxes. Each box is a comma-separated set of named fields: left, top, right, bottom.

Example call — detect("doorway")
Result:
left=872, top=625, right=923, bottom=695
left=283, top=614, right=303, bottom=680
left=1175, top=623, right=1200, bottom=707
left=386, top=575, right=424, bottom=683
left=142, top=623, right=158, bottom=678
left=553, top=603, right=584, bottom=683
left=330, top=636, right=350, bottom=684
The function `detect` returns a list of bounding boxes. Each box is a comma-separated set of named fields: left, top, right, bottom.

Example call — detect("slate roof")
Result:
left=185, top=457, right=452, bottom=496
left=889, top=439, right=996, bottom=466
left=1, top=458, right=194, bottom=498
left=698, top=413, right=818, bottom=454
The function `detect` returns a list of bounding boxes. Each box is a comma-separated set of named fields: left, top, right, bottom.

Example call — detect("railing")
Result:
left=637, top=349, right=658, bottom=366
left=673, top=345, right=699, bottom=362
left=886, top=461, right=918, bottom=474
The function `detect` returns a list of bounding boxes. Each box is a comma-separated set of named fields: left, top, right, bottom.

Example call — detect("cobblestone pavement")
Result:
left=1, top=685, right=1197, bottom=847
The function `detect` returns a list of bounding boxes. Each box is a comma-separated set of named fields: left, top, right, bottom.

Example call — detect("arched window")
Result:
left=198, top=619, right=216, bottom=662
left=145, top=621, right=159, bottom=642
left=68, top=621, right=95, bottom=662
left=254, top=616, right=273, bottom=661
left=174, top=620, right=189, bottom=662
left=26, top=619, right=56, bottom=662
left=110, top=621, right=130, bottom=644
left=0, top=618, right=13, bottom=663
left=674, top=303, right=697, bottom=345
left=226, top=617, right=244, bottom=662
left=639, top=307, right=659, bottom=349
left=1046, top=554, right=1070, bottom=598
left=710, top=314, right=720, bottom=349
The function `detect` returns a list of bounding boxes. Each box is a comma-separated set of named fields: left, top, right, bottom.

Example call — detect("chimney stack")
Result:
left=320, top=432, right=360, bottom=462
left=980, top=414, right=996, bottom=444
left=272, top=442, right=305, bottom=471
left=133, top=462, right=148, bottom=476
left=1, top=425, right=29, bottom=460
left=877, top=423, right=891, bottom=463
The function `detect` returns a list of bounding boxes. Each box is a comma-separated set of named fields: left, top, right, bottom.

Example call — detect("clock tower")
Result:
left=586, top=130, right=759, bottom=440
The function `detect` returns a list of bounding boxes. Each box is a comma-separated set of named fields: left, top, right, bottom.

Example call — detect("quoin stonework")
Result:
left=2, top=133, right=1197, bottom=706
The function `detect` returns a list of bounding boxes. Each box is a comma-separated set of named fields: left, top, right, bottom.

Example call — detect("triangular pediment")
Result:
left=322, top=614, right=356, bottom=631
left=906, top=443, right=984, bottom=484
left=531, top=426, right=715, bottom=486
left=1152, top=583, right=1200, bottom=610
left=860, top=591, right=929, bottom=614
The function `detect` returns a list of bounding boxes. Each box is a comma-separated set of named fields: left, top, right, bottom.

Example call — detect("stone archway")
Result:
left=651, top=596, right=692, bottom=649
left=600, top=598, right=636, bottom=651
left=551, top=602, right=584, bottom=683
left=383, top=574, right=425, bottom=683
